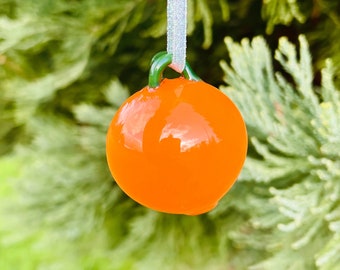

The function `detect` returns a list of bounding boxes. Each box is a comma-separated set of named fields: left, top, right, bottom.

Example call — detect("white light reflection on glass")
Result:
left=160, top=103, right=220, bottom=152
left=118, top=96, right=161, bottom=151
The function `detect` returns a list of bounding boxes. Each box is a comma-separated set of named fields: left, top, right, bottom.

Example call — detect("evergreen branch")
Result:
left=262, top=0, right=306, bottom=34
left=220, top=35, right=340, bottom=269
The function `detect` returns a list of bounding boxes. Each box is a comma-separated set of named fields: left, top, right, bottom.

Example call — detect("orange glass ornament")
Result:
left=106, top=52, right=247, bottom=215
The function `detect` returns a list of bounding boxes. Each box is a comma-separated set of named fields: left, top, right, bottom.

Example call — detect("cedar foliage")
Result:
left=0, top=0, right=339, bottom=269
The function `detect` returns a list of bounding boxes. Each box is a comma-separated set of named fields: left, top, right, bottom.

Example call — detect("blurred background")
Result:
left=0, top=0, right=339, bottom=269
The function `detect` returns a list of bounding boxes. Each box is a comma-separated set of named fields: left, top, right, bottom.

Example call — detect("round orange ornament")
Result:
left=106, top=52, right=247, bottom=215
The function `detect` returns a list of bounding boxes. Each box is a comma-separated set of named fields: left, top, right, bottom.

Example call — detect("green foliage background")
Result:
left=0, top=0, right=339, bottom=269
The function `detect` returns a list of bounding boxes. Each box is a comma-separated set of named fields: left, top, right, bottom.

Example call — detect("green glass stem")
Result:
left=148, top=51, right=200, bottom=89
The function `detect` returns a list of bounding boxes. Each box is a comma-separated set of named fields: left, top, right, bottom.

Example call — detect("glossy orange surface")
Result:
left=106, top=77, right=247, bottom=215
